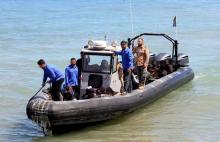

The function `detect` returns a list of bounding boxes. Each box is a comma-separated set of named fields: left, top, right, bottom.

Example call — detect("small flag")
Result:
left=173, top=16, right=177, bottom=27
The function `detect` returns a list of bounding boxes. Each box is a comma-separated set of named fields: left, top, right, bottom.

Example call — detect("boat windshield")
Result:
left=83, top=54, right=111, bottom=74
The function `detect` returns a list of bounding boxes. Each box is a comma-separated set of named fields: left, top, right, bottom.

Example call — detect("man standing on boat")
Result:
left=112, top=41, right=134, bottom=94
left=37, top=59, right=64, bottom=101
left=65, top=58, right=79, bottom=100
left=133, top=38, right=150, bottom=88
left=76, top=53, right=82, bottom=85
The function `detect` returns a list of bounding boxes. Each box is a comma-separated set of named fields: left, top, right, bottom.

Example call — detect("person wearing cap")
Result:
left=37, top=59, right=64, bottom=101
left=112, top=41, right=134, bottom=93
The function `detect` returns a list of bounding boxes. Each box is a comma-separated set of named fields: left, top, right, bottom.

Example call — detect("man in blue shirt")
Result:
left=37, top=59, right=64, bottom=101
left=65, top=58, right=79, bottom=100
left=113, top=41, right=134, bottom=94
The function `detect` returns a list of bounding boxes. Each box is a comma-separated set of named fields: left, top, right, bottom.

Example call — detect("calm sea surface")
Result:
left=0, top=0, right=220, bottom=141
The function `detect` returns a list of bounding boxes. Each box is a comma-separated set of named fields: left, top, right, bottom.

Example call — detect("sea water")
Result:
left=0, top=0, right=220, bottom=141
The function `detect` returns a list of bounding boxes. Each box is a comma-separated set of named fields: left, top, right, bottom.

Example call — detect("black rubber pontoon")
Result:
left=26, top=67, right=194, bottom=131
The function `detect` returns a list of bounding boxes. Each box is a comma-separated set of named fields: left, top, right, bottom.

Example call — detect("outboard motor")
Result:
left=149, top=53, right=156, bottom=65
left=178, top=53, right=189, bottom=67
left=155, top=53, right=171, bottom=65
left=155, top=53, right=171, bottom=61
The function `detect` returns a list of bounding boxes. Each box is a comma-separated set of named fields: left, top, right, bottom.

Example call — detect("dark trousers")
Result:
left=70, top=85, right=80, bottom=100
left=51, top=78, right=64, bottom=101
left=123, top=69, right=132, bottom=93
left=137, top=66, right=145, bottom=84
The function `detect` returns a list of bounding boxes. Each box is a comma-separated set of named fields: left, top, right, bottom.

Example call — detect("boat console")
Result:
left=80, top=40, right=121, bottom=97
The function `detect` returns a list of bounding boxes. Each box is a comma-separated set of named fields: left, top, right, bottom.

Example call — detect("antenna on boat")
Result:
left=129, top=0, right=134, bottom=37
left=104, top=34, right=107, bottom=41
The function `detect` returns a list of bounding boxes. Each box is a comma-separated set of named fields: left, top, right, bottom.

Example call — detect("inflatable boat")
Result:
left=26, top=33, right=194, bottom=133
